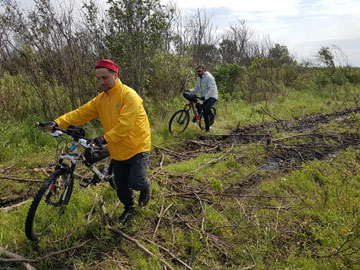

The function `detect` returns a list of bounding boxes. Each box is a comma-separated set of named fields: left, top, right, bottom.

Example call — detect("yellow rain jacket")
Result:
left=55, top=79, right=151, bottom=161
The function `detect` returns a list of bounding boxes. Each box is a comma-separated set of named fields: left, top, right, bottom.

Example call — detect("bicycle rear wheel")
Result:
left=199, top=107, right=216, bottom=130
left=169, top=109, right=190, bottom=134
left=25, top=167, right=73, bottom=241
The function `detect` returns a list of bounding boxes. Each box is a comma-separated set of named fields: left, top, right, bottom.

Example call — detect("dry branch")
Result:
left=98, top=196, right=176, bottom=270
left=192, top=143, right=234, bottom=174
left=0, top=248, right=36, bottom=270
left=0, top=176, right=43, bottom=182
left=86, top=192, right=98, bottom=223
left=0, top=199, right=30, bottom=211
left=141, top=237, right=193, bottom=270
left=108, top=227, right=175, bottom=270
left=153, top=202, right=174, bottom=239
left=0, top=240, right=90, bottom=264
left=99, top=195, right=109, bottom=225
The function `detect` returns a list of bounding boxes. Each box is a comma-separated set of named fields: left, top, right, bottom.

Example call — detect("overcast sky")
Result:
left=164, top=0, right=360, bottom=66
left=17, top=0, right=360, bottom=66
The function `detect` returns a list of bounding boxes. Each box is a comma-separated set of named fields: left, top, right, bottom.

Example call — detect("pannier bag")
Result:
left=84, top=147, right=110, bottom=165
left=183, top=91, right=198, bottom=103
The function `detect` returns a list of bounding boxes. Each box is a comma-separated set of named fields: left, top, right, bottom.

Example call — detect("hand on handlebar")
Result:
left=93, top=136, right=107, bottom=146
left=43, top=121, right=58, bottom=131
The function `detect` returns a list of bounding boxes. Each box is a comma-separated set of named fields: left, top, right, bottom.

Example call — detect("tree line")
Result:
left=0, top=0, right=359, bottom=120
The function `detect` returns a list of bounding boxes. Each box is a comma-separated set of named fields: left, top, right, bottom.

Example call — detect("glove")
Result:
left=44, top=121, right=58, bottom=131
left=93, top=136, right=107, bottom=146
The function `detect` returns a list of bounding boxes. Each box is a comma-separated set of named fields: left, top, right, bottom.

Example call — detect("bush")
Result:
left=146, top=51, right=193, bottom=101
left=213, top=63, right=246, bottom=96
left=0, top=72, right=40, bottom=120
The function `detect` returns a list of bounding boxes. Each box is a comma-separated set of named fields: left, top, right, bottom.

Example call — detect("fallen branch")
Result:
left=141, top=237, right=193, bottom=270
left=99, top=196, right=109, bottom=225
left=0, top=248, right=36, bottom=270
left=0, top=176, right=42, bottom=183
left=153, top=202, right=174, bottom=239
left=192, top=143, right=234, bottom=174
left=0, top=240, right=90, bottom=263
left=272, top=132, right=314, bottom=143
left=246, top=206, right=291, bottom=210
left=98, top=196, right=175, bottom=270
left=0, top=199, right=31, bottom=211
left=86, top=193, right=98, bottom=223
left=108, top=227, right=175, bottom=270
left=261, top=106, right=281, bottom=121
left=227, top=194, right=296, bottom=199
left=240, top=246, right=257, bottom=270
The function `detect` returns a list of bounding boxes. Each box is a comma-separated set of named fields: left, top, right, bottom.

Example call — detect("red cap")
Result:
left=95, top=59, right=118, bottom=74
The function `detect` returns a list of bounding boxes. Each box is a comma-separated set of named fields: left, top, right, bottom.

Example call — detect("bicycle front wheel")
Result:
left=169, top=110, right=190, bottom=134
left=199, top=107, right=216, bottom=130
left=25, top=168, right=73, bottom=241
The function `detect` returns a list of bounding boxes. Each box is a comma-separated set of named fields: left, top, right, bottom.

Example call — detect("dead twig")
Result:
left=153, top=202, right=174, bottom=239
left=98, top=196, right=175, bottom=270
left=0, top=199, right=31, bottom=211
left=99, top=196, right=109, bottom=225
left=261, top=106, right=281, bottom=121
left=0, top=248, right=36, bottom=270
left=246, top=206, right=291, bottom=210
left=86, top=193, right=98, bottom=223
left=0, top=176, right=43, bottom=182
left=141, top=237, right=193, bottom=270
left=240, top=246, right=257, bottom=270
left=272, top=132, right=314, bottom=143
left=109, top=201, right=121, bottom=219
left=192, top=143, right=234, bottom=174
left=0, top=240, right=90, bottom=264
left=108, top=226, right=175, bottom=270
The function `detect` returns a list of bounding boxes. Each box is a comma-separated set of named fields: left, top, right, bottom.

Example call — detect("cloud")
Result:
left=165, top=0, right=360, bottom=65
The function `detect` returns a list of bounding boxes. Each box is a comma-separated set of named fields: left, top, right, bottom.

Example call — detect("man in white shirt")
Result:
left=186, top=64, right=218, bottom=132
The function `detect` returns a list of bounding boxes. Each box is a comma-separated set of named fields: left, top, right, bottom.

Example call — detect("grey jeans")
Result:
left=112, top=151, right=150, bottom=206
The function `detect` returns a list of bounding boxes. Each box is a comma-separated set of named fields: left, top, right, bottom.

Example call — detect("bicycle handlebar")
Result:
left=36, top=122, right=90, bottom=141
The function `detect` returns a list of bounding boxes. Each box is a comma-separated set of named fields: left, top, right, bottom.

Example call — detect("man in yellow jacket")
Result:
left=45, top=59, right=151, bottom=224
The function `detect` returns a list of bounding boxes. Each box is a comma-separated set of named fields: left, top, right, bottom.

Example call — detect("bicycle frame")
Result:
left=184, top=102, right=201, bottom=121
left=169, top=98, right=216, bottom=134
left=49, top=129, right=112, bottom=188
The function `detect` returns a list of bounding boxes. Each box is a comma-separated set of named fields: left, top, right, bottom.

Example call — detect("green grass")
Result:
left=2, top=84, right=360, bottom=269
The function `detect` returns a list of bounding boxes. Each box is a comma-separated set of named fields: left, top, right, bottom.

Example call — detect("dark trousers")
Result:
left=201, top=97, right=217, bottom=131
left=112, top=151, right=150, bottom=207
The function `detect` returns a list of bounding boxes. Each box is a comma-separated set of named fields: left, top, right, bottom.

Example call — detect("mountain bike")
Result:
left=169, top=98, right=216, bottom=135
left=25, top=122, right=115, bottom=241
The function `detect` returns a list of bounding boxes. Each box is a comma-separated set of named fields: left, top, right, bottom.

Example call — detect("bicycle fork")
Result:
left=45, top=155, right=76, bottom=206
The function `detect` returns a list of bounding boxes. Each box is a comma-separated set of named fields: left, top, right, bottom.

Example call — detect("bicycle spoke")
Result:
left=31, top=200, right=65, bottom=237
left=169, top=110, right=189, bottom=134
left=25, top=169, right=73, bottom=240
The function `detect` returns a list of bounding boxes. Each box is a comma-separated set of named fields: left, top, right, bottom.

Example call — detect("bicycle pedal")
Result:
left=78, top=179, right=92, bottom=188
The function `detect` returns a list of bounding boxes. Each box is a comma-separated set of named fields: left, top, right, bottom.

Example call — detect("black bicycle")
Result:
left=25, top=122, right=115, bottom=241
left=169, top=98, right=216, bottom=135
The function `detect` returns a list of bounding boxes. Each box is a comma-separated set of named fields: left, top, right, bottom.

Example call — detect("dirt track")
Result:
left=152, top=106, right=360, bottom=193
left=2, top=107, right=360, bottom=209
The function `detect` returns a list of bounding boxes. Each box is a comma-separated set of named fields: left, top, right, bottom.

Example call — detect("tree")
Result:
left=316, top=45, right=349, bottom=89
left=219, top=39, right=237, bottom=64
left=182, top=8, right=219, bottom=66
left=106, top=0, right=175, bottom=96
left=268, top=43, right=294, bottom=67
left=0, top=0, right=105, bottom=117
left=317, top=46, right=335, bottom=71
